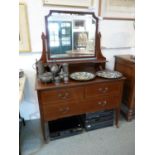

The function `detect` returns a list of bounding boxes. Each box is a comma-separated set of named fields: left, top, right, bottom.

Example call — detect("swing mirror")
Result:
left=45, top=10, right=98, bottom=61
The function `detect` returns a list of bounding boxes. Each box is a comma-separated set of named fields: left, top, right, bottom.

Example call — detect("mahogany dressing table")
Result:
left=35, top=10, right=125, bottom=142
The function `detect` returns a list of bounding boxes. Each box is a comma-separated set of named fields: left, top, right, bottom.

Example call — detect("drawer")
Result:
left=42, top=103, right=84, bottom=121
left=83, top=96, right=120, bottom=113
left=40, top=87, right=84, bottom=105
left=85, top=82, right=121, bottom=98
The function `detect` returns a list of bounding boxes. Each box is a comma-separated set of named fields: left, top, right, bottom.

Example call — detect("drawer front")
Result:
left=85, top=82, right=121, bottom=98
left=42, top=103, right=84, bottom=121
left=83, top=96, right=120, bottom=113
left=40, top=87, right=84, bottom=105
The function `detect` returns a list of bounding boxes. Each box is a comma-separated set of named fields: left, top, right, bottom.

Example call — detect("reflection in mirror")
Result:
left=46, top=12, right=97, bottom=59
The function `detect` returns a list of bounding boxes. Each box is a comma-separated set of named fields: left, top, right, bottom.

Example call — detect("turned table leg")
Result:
left=44, top=122, right=50, bottom=143
left=41, top=120, right=50, bottom=143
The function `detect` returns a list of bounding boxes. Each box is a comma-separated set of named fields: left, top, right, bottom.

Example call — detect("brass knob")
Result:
left=58, top=93, right=63, bottom=97
left=98, top=101, right=102, bottom=105
left=103, top=101, right=107, bottom=105
left=105, top=87, right=108, bottom=91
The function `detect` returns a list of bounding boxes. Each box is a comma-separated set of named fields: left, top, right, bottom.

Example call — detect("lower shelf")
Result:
left=48, top=115, right=84, bottom=140
left=48, top=110, right=114, bottom=140
left=85, top=110, right=114, bottom=131
left=85, top=119, right=114, bottom=131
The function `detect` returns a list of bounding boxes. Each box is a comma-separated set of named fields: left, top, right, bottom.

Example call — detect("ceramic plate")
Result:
left=96, top=70, right=123, bottom=79
left=70, top=72, right=95, bottom=81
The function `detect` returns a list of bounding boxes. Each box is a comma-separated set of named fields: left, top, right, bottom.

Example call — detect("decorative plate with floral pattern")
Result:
left=96, top=70, right=123, bottom=79
left=70, top=72, right=95, bottom=81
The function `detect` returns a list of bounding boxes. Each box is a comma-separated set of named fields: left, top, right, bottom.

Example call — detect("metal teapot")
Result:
left=49, top=63, right=61, bottom=76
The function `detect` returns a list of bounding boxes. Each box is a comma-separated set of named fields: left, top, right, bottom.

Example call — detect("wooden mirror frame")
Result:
left=40, top=10, right=106, bottom=64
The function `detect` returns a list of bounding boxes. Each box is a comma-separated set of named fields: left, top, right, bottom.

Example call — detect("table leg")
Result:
left=44, top=122, right=50, bottom=143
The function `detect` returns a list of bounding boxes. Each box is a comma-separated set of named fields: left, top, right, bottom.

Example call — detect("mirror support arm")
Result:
left=40, top=32, right=47, bottom=64
left=96, top=32, right=106, bottom=61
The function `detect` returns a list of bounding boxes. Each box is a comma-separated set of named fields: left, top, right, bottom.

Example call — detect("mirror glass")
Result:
left=46, top=11, right=97, bottom=60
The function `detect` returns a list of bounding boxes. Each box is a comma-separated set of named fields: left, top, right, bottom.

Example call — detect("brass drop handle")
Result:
left=59, top=107, right=70, bottom=113
left=98, top=87, right=108, bottom=93
left=58, top=92, right=69, bottom=99
left=98, top=101, right=107, bottom=106
left=103, top=101, right=107, bottom=105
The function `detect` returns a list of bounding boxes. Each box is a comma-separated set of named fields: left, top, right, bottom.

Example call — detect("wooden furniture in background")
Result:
left=114, top=55, right=135, bottom=121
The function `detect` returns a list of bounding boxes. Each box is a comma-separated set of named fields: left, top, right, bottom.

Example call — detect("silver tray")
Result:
left=96, top=70, right=123, bottom=79
left=70, top=72, right=95, bottom=81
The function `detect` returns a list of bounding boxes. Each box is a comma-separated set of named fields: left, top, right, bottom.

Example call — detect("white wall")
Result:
left=19, top=0, right=135, bottom=120
left=19, top=53, right=41, bottom=120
